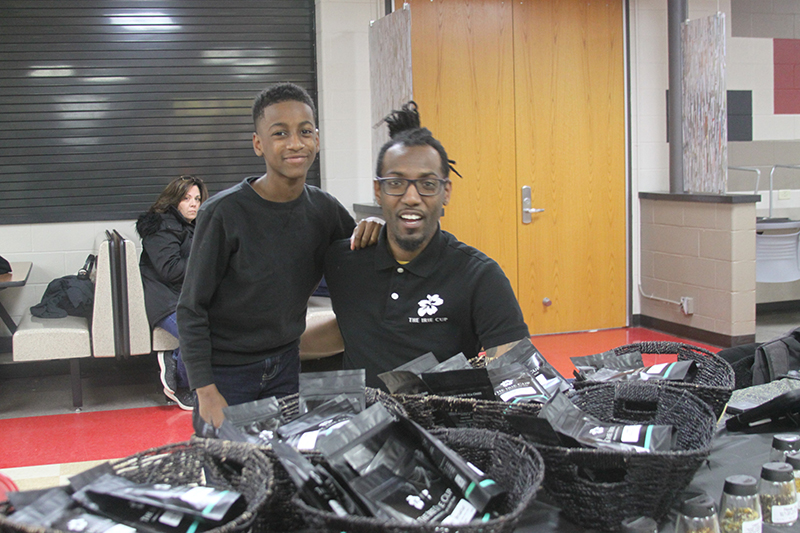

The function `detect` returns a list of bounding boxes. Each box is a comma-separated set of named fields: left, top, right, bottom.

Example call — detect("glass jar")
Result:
left=769, top=434, right=800, bottom=462
left=786, top=452, right=800, bottom=502
left=719, top=475, right=761, bottom=533
left=758, top=462, right=798, bottom=527
left=675, top=493, right=720, bottom=533
left=621, top=516, right=658, bottom=533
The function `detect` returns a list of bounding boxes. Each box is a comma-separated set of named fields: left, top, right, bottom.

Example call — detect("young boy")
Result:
left=177, top=83, right=379, bottom=428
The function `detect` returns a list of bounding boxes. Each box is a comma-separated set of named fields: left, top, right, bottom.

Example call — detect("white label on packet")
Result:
left=440, top=498, right=477, bottom=525
left=646, top=363, right=668, bottom=374
left=158, top=510, right=184, bottom=527
left=180, top=486, right=215, bottom=506
left=107, top=525, right=137, bottom=533
left=621, top=425, right=642, bottom=443
left=741, top=518, right=761, bottom=533
left=771, top=502, right=798, bottom=524
left=297, top=429, right=320, bottom=450
left=500, top=387, right=538, bottom=402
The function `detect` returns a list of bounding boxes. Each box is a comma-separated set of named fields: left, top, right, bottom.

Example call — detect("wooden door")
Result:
left=514, top=0, right=627, bottom=333
left=403, top=0, right=626, bottom=334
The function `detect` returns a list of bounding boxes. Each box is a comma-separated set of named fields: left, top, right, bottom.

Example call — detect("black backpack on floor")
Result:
left=752, top=327, right=800, bottom=385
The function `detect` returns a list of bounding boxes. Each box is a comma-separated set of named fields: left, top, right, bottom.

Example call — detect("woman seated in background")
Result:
left=136, top=175, right=208, bottom=410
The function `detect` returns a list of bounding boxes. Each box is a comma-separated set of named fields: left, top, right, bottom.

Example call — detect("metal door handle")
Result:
left=522, top=186, right=544, bottom=224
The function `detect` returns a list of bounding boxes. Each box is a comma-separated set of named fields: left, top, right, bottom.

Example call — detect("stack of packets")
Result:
left=3, top=462, right=245, bottom=533
left=378, top=338, right=571, bottom=404
left=570, top=349, right=698, bottom=384
left=201, top=369, right=507, bottom=526
left=507, top=390, right=678, bottom=455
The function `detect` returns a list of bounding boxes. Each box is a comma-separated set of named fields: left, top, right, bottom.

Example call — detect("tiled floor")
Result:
left=0, top=312, right=796, bottom=494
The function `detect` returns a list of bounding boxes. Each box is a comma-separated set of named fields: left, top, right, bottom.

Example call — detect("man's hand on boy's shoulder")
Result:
left=350, top=216, right=384, bottom=250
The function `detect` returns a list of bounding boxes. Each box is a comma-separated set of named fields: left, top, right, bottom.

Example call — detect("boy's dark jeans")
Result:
left=192, top=346, right=300, bottom=436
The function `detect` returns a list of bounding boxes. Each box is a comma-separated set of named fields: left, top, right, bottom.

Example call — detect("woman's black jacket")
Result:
left=135, top=206, right=194, bottom=328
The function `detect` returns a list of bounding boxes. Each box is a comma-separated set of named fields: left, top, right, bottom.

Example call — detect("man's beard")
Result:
left=395, top=234, right=425, bottom=252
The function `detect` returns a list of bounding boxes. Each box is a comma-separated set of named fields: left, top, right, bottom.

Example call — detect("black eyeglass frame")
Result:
left=374, top=176, right=450, bottom=197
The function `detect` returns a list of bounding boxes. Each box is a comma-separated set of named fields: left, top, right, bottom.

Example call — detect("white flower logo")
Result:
left=406, top=494, right=425, bottom=510
left=418, top=294, right=444, bottom=316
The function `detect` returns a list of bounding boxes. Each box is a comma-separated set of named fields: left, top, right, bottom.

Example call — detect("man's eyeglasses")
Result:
left=375, top=177, right=449, bottom=197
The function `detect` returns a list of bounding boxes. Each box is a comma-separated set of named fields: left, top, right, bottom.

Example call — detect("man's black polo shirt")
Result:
left=324, top=228, right=529, bottom=389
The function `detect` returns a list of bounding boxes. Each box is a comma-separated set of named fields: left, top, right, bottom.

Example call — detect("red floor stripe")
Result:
left=0, top=406, right=193, bottom=468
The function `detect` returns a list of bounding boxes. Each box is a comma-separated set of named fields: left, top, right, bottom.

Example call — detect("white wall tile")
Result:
left=754, top=115, right=796, bottom=140
left=0, top=224, right=33, bottom=253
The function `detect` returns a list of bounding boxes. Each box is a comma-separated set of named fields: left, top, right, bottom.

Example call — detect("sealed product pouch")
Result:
left=320, top=404, right=505, bottom=519
left=221, top=396, right=282, bottom=443
left=270, top=440, right=369, bottom=517
left=7, top=487, right=136, bottom=533
left=570, top=349, right=644, bottom=375
left=349, top=464, right=477, bottom=525
left=488, top=363, right=550, bottom=404
left=579, top=360, right=698, bottom=384
left=321, top=405, right=477, bottom=524
left=420, top=368, right=495, bottom=400
left=540, top=390, right=676, bottom=453
left=486, top=338, right=570, bottom=398
left=277, top=394, right=360, bottom=450
left=378, top=352, right=439, bottom=394
left=299, top=369, right=366, bottom=414
left=77, top=473, right=245, bottom=523
left=428, top=353, right=472, bottom=373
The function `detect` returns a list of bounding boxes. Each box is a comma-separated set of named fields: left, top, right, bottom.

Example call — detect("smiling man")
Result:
left=324, top=102, right=530, bottom=389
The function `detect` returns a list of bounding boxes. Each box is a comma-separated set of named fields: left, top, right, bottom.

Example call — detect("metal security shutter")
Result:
left=0, top=0, right=317, bottom=224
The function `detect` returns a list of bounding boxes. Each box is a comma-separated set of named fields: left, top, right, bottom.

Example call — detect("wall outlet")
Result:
left=779, top=190, right=791, bottom=200
left=680, top=296, right=694, bottom=316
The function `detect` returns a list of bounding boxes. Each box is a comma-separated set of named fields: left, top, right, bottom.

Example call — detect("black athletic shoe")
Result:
left=164, top=386, right=194, bottom=411
left=158, top=351, right=177, bottom=394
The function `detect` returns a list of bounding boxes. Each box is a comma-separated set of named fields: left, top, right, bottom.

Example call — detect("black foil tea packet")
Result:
left=378, top=352, right=439, bottom=394
left=79, top=473, right=245, bottom=522
left=277, top=394, right=360, bottom=451
left=71, top=474, right=244, bottom=533
left=270, top=440, right=369, bottom=518
left=221, top=396, right=282, bottom=443
left=541, top=390, right=676, bottom=453
left=319, top=403, right=505, bottom=524
left=320, top=404, right=475, bottom=524
left=638, top=360, right=697, bottom=382
left=7, top=487, right=136, bottom=533
left=349, top=464, right=477, bottom=524
left=570, top=349, right=644, bottom=378
left=420, top=368, right=495, bottom=400
left=299, top=369, right=366, bottom=414
left=581, top=360, right=698, bottom=384
left=428, top=353, right=472, bottom=373
left=487, top=338, right=570, bottom=398
left=488, top=363, right=550, bottom=404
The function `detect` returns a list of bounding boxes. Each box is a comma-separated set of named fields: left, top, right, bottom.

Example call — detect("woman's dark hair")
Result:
left=148, top=175, right=209, bottom=214
left=375, top=101, right=451, bottom=178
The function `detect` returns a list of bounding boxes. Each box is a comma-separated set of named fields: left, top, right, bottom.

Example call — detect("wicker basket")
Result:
left=572, top=341, right=734, bottom=418
left=0, top=439, right=273, bottom=533
left=535, top=382, right=716, bottom=532
left=256, top=387, right=408, bottom=532
left=394, top=393, right=542, bottom=433
left=294, top=427, right=544, bottom=533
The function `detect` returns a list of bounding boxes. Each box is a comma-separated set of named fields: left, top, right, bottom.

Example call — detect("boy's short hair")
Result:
left=252, top=82, right=317, bottom=127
